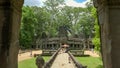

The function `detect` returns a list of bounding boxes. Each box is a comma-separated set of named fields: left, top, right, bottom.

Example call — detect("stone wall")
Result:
left=94, top=0, right=120, bottom=68
left=0, top=0, right=23, bottom=68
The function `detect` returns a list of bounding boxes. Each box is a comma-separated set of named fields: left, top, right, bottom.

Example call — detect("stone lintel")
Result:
left=94, top=0, right=120, bottom=11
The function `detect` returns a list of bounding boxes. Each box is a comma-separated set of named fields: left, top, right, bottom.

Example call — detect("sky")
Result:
left=74, top=0, right=86, bottom=3
left=24, top=0, right=90, bottom=7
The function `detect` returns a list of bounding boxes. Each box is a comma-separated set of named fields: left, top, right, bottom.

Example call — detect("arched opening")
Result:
left=19, top=0, right=103, bottom=68
left=1, top=0, right=120, bottom=68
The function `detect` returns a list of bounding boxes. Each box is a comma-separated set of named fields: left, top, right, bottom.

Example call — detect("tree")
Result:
left=20, top=6, right=37, bottom=49
left=92, top=7, right=100, bottom=52
left=20, top=0, right=97, bottom=49
left=32, top=6, right=51, bottom=48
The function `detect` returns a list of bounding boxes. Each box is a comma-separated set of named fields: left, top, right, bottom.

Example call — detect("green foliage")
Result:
left=91, top=7, right=100, bottom=52
left=92, top=38, right=100, bottom=51
left=20, top=0, right=97, bottom=49
left=32, top=7, right=51, bottom=37
left=20, top=6, right=37, bottom=49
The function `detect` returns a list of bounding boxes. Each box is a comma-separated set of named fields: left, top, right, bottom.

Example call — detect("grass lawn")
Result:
left=75, top=57, right=103, bottom=68
left=18, top=56, right=103, bottom=68
left=18, top=56, right=50, bottom=68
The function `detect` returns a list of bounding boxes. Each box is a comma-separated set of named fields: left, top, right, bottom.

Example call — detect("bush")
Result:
left=92, top=38, right=100, bottom=51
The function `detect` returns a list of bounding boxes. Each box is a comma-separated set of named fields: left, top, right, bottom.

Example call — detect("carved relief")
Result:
left=93, top=0, right=107, bottom=13
left=94, top=0, right=120, bottom=8
left=11, top=0, right=24, bottom=12
left=93, top=0, right=106, bottom=6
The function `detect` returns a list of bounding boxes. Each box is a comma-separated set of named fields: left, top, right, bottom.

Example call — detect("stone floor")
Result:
left=51, top=49, right=76, bottom=68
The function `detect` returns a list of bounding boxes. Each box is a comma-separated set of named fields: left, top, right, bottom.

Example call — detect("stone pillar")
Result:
left=51, top=44, right=55, bottom=49
left=94, top=0, right=120, bottom=68
left=0, top=0, right=24, bottom=68
left=45, top=44, right=46, bottom=49
left=57, top=44, right=59, bottom=49
left=73, top=44, right=74, bottom=49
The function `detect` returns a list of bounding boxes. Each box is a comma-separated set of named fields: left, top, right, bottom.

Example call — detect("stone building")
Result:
left=41, top=37, right=84, bottom=56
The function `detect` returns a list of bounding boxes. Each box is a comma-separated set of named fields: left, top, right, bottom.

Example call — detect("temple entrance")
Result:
left=41, top=37, right=84, bottom=56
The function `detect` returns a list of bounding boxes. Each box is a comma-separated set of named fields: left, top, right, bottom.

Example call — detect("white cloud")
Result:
left=24, top=0, right=90, bottom=7
left=39, top=0, right=91, bottom=7
left=65, top=0, right=90, bottom=7
left=41, top=0, right=47, bottom=2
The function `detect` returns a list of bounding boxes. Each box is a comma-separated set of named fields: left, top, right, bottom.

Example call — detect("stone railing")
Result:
left=68, top=52, right=87, bottom=68
left=44, top=47, right=61, bottom=68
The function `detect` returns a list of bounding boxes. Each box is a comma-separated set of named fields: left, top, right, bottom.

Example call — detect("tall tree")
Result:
left=43, top=0, right=65, bottom=37
left=20, top=6, right=37, bottom=49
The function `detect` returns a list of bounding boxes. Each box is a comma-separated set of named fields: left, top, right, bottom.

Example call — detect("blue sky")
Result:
left=74, top=0, right=86, bottom=3
left=24, top=0, right=42, bottom=6
left=24, top=0, right=90, bottom=7
left=65, top=0, right=90, bottom=7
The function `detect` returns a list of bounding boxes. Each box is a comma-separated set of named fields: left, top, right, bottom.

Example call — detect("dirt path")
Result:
left=18, top=50, right=42, bottom=62
left=84, top=50, right=100, bottom=57
left=18, top=50, right=99, bottom=62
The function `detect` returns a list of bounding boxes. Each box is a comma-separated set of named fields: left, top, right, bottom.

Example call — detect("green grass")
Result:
left=18, top=56, right=50, bottom=68
left=75, top=57, right=103, bottom=68
left=18, top=56, right=103, bottom=68
left=18, top=58, right=37, bottom=68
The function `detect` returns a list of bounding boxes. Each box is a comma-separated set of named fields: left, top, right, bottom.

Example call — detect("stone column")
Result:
left=57, top=44, right=59, bottom=49
left=94, top=0, right=120, bottom=68
left=51, top=44, right=55, bottom=49
left=44, top=44, right=46, bottom=49
left=0, top=0, right=23, bottom=68
left=72, top=44, right=74, bottom=49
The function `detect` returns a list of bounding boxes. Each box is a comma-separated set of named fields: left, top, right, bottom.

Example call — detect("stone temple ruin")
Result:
left=40, top=25, right=89, bottom=56
left=41, top=37, right=85, bottom=56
